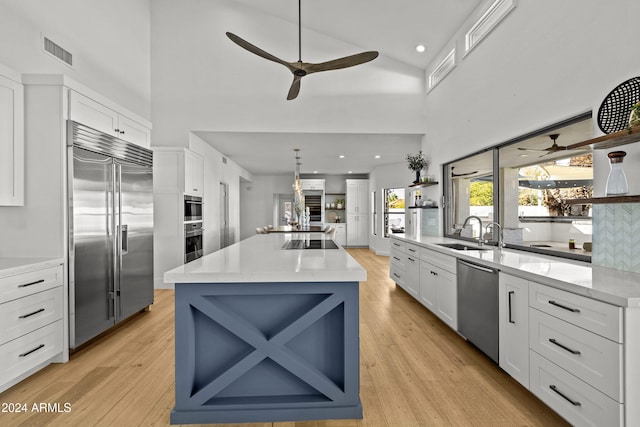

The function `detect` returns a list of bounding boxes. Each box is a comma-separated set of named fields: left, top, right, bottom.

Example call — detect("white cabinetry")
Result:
left=333, top=223, right=346, bottom=246
left=499, top=273, right=529, bottom=388
left=389, top=239, right=407, bottom=290
left=528, top=282, right=625, bottom=426
left=154, top=148, right=204, bottom=196
left=0, top=264, right=64, bottom=393
left=418, top=247, right=457, bottom=329
left=0, top=65, right=24, bottom=206
left=346, top=179, right=369, bottom=247
left=70, top=91, right=151, bottom=149
left=300, top=179, right=325, bottom=191
left=404, top=244, right=420, bottom=298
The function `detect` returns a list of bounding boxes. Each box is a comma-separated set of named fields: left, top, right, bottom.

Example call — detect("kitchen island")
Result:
left=164, top=232, right=366, bottom=425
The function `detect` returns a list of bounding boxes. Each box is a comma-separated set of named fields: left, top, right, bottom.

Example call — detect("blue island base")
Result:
left=171, top=281, right=362, bottom=425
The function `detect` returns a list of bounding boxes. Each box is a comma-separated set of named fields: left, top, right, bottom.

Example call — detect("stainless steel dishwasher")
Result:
left=457, top=259, right=499, bottom=363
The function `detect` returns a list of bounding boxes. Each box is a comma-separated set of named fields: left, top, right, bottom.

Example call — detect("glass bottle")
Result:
left=605, top=151, right=628, bottom=196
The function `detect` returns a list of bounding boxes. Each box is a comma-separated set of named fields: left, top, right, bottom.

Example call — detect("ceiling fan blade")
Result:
left=226, top=32, right=295, bottom=72
left=304, top=51, right=379, bottom=74
left=518, top=147, right=548, bottom=152
left=287, top=76, right=302, bottom=100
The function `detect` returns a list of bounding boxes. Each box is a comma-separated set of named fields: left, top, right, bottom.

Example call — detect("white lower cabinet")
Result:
left=404, top=244, right=420, bottom=299
left=333, top=223, right=346, bottom=246
left=499, top=273, right=529, bottom=388
left=530, top=351, right=622, bottom=427
left=418, top=261, right=436, bottom=311
left=0, top=264, right=64, bottom=393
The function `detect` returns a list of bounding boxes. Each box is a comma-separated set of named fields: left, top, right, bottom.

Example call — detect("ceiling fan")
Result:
left=451, top=167, right=478, bottom=177
left=517, top=134, right=567, bottom=157
left=226, top=0, right=379, bottom=100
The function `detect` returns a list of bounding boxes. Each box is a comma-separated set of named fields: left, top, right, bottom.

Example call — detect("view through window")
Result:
left=384, top=188, right=405, bottom=237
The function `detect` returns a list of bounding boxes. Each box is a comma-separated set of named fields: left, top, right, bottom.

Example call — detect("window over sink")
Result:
left=443, top=112, right=594, bottom=261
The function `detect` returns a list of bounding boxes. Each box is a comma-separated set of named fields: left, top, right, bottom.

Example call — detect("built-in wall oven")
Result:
left=184, top=195, right=203, bottom=221
left=185, top=222, right=203, bottom=263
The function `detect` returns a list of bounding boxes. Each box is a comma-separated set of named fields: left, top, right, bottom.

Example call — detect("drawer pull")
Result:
left=408, top=248, right=416, bottom=253
left=549, top=338, right=581, bottom=355
left=508, top=291, right=515, bottom=324
left=393, top=273, right=401, bottom=278
left=19, top=344, right=45, bottom=358
left=18, top=279, right=45, bottom=288
left=393, top=256, right=401, bottom=261
left=549, top=385, right=581, bottom=406
left=548, top=300, right=580, bottom=313
left=408, top=257, right=416, bottom=262
left=19, top=308, right=46, bottom=319
left=393, top=243, right=400, bottom=247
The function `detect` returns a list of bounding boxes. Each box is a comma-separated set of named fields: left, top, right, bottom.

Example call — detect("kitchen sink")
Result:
left=436, top=242, right=489, bottom=251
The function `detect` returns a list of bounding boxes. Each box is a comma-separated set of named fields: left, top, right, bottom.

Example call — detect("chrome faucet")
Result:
left=485, top=222, right=505, bottom=248
left=462, top=215, right=486, bottom=245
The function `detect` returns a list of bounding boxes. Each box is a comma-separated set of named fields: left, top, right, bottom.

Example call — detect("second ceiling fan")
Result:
left=226, top=0, right=379, bottom=100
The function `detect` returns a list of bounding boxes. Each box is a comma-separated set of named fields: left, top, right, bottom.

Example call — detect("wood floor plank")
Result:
left=0, top=250, right=569, bottom=426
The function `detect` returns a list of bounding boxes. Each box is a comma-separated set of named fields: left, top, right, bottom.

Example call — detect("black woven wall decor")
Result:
left=597, top=76, right=640, bottom=134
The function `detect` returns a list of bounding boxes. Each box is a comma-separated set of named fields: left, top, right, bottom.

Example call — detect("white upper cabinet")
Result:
left=0, top=67, right=24, bottom=206
left=346, top=179, right=369, bottom=213
left=70, top=91, right=151, bottom=149
left=184, top=149, right=204, bottom=196
left=300, top=179, right=325, bottom=191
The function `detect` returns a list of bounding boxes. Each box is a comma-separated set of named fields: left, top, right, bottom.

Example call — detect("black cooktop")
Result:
left=282, top=239, right=339, bottom=250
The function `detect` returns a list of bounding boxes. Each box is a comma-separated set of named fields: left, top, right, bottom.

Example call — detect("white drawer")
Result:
left=390, top=263, right=406, bottom=287
left=419, top=247, right=456, bottom=274
left=390, top=251, right=406, bottom=269
left=529, top=282, right=622, bottom=343
left=406, top=243, right=420, bottom=257
left=0, top=287, right=63, bottom=345
left=529, top=351, right=622, bottom=427
left=0, top=320, right=63, bottom=388
left=0, top=265, right=63, bottom=304
left=390, top=238, right=407, bottom=253
left=529, top=308, right=622, bottom=401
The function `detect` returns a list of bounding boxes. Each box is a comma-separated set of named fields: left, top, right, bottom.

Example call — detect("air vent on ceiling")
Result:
left=42, top=35, right=73, bottom=67
left=428, top=48, right=456, bottom=91
left=465, top=0, right=517, bottom=55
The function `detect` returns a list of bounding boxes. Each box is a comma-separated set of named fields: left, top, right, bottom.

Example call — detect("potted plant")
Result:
left=406, top=151, right=429, bottom=184
left=335, top=198, right=345, bottom=209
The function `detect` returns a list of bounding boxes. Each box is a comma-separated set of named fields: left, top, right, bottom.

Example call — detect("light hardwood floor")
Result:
left=0, top=249, right=568, bottom=426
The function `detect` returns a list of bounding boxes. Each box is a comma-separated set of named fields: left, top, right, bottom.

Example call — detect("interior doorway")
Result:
left=220, top=182, right=230, bottom=248
left=276, top=193, right=294, bottom=225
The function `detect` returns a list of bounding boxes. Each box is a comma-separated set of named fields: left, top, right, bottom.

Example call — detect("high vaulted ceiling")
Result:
left=156, top=0, right=487, bottom=175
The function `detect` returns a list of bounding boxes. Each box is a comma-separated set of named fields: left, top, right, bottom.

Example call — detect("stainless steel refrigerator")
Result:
left=68, top=121, right=154, bottom=349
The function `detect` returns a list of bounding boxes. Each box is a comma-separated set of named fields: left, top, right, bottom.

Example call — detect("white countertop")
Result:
left=391, top=234, right=640, bottom=308
left=164, top=232, right=366, bottom=284
left=0, top=257, right=64, bottom=279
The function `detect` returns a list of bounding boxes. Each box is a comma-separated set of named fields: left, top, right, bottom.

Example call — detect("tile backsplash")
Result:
left=421, top=208, right=439, bottom=236
left=592, top=203, right=640, bottom=272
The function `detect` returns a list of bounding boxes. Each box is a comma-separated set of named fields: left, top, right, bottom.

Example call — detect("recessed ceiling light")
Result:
left=519, top=154, right=528, bottom=157
left=374, top=155, right=381, bottom=159
left=416, top=44, right=426, bottom=53
left=313, top=170, right=318, bottom=174
left=338, top=155, right=345, bottom=159
left=348, top=171, right=353, bottom=174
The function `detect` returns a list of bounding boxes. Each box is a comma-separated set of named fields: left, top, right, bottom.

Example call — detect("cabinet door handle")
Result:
left=393, top=256, right=401, bottom=261
left=18, top=279, right=45, bottom=288
left=19, top=308, right=45, bottom=319
left=393, top=273, right=400, bottom=279
left=393, top=243, right=400, bottom=247
left=508, top=291, right=515, bottom=324
left=408, top=257, right=415, bottom=262
left=549, top=338, right=581, bottom=355
left=19, top=344, right=45, bottom=358
left=549, top=385, right=581, bottom=406
left=548, top=300, right=580, bottom=313
left=408, top=248, right=416, bottom=253
left=431, top=271, right=438, bottom=276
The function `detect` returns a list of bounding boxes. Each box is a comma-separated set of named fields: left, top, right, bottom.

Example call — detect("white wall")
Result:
left=0, top=0, right=151, bottom=119
left=188, top=133, right=251, bottom=252
left=149, top=0, right=426, bottom=148
left=423, top=0, right=640, bottom=190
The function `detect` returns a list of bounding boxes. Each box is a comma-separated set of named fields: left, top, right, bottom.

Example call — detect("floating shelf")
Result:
left=568, top=126, right=640, bottom=150
left=326, top=208, right=345, bottom=211
left=325, top=192, right=345, bottom=196
left=408, top=206, right=439, bottom=209
left=408, top=181, right=439, bottom=188
left=565, top=195, right=640, bottom=204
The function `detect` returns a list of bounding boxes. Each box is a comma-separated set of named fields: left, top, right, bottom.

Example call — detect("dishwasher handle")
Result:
left=458, top=259, right=497, bottom=274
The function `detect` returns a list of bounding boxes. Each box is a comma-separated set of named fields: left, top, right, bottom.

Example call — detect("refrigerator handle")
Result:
left=120, top=224, right=129, bottom=255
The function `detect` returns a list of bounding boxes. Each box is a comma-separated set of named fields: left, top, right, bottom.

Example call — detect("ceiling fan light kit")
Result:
left=226, top=0, right=379, bottom=100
